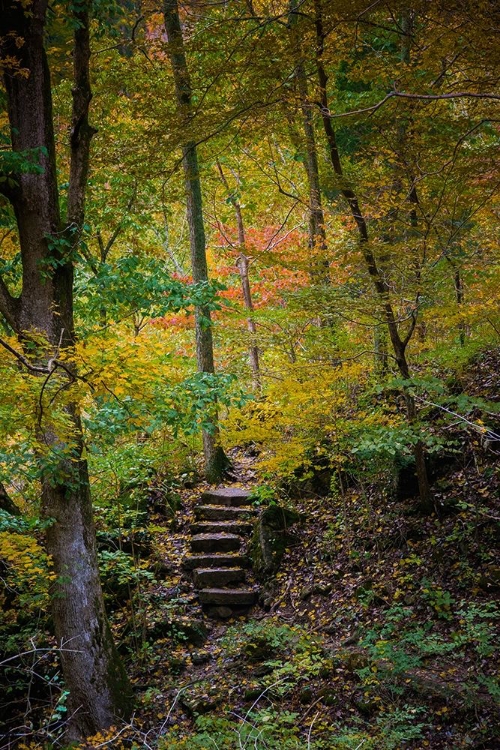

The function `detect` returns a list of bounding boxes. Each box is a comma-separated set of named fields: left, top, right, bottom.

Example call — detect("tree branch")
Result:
left=322, top=89, right=500, bottom=119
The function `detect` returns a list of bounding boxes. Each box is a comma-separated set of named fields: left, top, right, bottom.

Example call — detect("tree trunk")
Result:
left=288, top=0, right=328, bottom=282
left=454, top=267, right=466, bottom=347
left=0, top=482, right=20, bottom=516
left=0, top=0, right=132, bottom=737
left=313, top=0, right=432, bottom=509
left=216, top=161, right=261, bottom=389
left=164, top=0, right=229, bottom=483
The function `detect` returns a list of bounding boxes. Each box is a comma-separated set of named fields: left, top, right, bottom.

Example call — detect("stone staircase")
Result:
left=182, top=488, right=259, bottom=617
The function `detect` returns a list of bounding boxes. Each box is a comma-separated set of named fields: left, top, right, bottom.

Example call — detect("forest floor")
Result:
left=2, top=354, right=500, bottom=750
left=95, top=354, right=500, bottom=750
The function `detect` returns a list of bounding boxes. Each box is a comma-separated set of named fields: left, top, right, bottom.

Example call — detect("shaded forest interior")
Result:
left=0, top=0, right=499, bottom=748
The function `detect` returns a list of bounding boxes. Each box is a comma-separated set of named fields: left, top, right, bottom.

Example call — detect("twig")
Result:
left=322, top=89, right=500, bottom=119
left=307, top=710, right=320, bottom=749
left=0, top=645, right=84, bottom=668
left=415, top=396, right=500, bottom=442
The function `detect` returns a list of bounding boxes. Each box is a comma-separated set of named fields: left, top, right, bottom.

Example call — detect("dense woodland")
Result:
left=0, top=0, right=499, bottom=747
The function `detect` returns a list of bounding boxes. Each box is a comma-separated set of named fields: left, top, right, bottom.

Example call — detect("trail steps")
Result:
left=183, top=487, right=259, bottom=617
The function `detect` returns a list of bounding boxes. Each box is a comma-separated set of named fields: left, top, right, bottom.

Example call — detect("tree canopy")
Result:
left=0, top=0, right=499, bottom=746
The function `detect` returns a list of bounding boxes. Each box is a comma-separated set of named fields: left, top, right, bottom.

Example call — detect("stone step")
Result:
left=190, top=533, right=241, bottom=554
left=190, top=521, right=254, bottom=536
left=195, top=505, right=257, bottom=522
left=193, top=567, right=246, bottom=588
left=182, top=554, right=251, bottom=571
left=198, top=588, right=257, bottom=606
left=201, top=488, right=253, bottom=507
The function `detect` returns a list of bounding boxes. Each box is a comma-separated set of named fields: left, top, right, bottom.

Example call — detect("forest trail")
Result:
left=183, top=487, right=259, bottom=617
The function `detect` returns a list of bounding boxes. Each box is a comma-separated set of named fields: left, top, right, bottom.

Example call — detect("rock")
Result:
left=180, top=691, right=221, bottom=715
left=190, top=533, right=241, bottom=553
left=193, top=567, right=246, bottom=588
left=148, top=487, right=182, bottom=518
left=300, top=582, right=333, bottom=600
left=195, top=505, right=257, bottom=522
left=353, top=695, right=379, bottom=716
left=342, top=648, right=369, bottom=672
left=153, top=560, right=177, bottom=577
left=250, top=505, right=300, bottom=579
left=394, top=452, right=457, bottom=502
left=191, top=651, right=211, bottom=665
left=198, top=588, right=257, bottom=607
left=283, top=466, right=333, bottom=498
left=190, top=521, right=254, bottom=536
left=322, top=623, right=338, bottom=635
left=201, top=488, right=252, bottom=506
left=318, top=659, right=337, bottom=678
left=206, top=605, right=233, bottom=619
left=354, top=579, right=373, bottom=601
left=97, top=530, right=152, bottom=558
left=167, top=656, right=187, bottom=674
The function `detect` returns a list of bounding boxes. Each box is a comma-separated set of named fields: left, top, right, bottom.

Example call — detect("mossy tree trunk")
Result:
left=0, top=0, right=132, bottom=737
left=164, top=0, right=229, bottom=483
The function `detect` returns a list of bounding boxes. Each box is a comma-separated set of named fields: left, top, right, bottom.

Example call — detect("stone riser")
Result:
left=198, top=588, right=257, bottom=606
left=193, top=567, right=246, bottom=587
left=191, top=533, right=241, bottom=553
left=182, top=553, right=250, bottom=571
left=190, top=521, right=254, bottom=536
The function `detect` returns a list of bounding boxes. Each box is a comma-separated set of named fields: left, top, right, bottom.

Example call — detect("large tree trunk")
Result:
left=313, top=0, right=432, bottom=510
left=0, top=0, right=132, bottom=737
left=164, top=0, right=229, bottom=483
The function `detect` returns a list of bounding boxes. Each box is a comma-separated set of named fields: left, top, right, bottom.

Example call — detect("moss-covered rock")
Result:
left=250, top=505, right=300, bottom=579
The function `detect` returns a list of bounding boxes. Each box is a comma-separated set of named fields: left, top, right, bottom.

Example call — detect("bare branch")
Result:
left=322, top=89, right=500, bottom=119
left=0, top=336, right=49, bottom=374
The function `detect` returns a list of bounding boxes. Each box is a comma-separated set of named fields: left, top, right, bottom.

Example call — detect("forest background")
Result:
left=0, top=0, right=499, bottom=747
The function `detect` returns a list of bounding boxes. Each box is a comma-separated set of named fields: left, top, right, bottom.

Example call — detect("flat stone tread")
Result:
left=195, top=505, right=257, bottom=518
left=191, top=532, right=241, bottom=541
left=202, top=488, right=251, bottom=499
left=201, top=488, right=253, bottom=506
left=182, top=554, right=250, bottom=570
left=194, top=566, right=246, bottom=575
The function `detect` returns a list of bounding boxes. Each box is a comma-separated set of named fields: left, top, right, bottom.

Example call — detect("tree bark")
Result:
left=454, top=267, right=466, bottom=347
left=0, top=0, right=132, bottom=737
left=164, top=0, right=229, bottom=483
left=216, top=161, right=261, bottom=390
left=0, top=482, right=20, bottom=516
left=313, top=0, right=432, bottom=509
left=288, top=0, right=328, bottom=282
